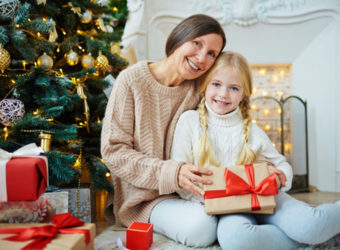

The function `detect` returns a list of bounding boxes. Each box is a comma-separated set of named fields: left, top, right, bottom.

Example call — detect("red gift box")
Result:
left=0, top=143, right=48, bottom=202
left=126, top=222, right=153, bottom=250
left=5, top=156, right=48, bottom=202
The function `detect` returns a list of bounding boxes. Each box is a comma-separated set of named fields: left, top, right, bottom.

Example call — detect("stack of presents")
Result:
left=0, top=143, right=280, bottom=250
left=0, top=144, right=96, bottom=249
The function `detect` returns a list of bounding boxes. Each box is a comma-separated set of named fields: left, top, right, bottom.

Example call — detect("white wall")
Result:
left=122, top=0, right=340, bottom=192
left=293, top=21, right=339, bottom=191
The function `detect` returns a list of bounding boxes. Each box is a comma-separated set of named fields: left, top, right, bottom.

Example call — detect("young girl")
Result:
left=170, top=51, right=340, bottom=249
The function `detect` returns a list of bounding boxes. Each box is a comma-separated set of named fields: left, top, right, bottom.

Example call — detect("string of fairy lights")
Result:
left=250, top=64, right=293, bottom=160
left=0, top=0, right=124, bottom=180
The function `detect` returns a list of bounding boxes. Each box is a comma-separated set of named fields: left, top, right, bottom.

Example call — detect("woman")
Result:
left=101, top=14, right=226, bottom=245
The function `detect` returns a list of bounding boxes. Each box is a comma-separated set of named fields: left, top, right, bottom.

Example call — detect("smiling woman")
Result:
left=100, top=13, right=226, bottom=247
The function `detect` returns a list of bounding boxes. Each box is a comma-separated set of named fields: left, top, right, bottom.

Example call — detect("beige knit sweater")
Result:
left=101, top=61, right=200, bottom=227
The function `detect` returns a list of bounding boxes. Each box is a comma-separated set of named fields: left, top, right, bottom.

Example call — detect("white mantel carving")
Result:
left=186, top=0, right=340, bottom=26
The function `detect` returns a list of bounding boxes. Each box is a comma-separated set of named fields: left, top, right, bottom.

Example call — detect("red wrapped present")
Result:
left=0, top=212, right=94, bottom=250
left=126, top=221, right=153, bottom=250
left=204, top=163, right=278, bottom=215
left=0, top=143, right=48, bottom=202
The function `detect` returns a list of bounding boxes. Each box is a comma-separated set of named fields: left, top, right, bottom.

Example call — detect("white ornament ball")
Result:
left=81, top=53, right=95, bottom=69
left=81, top=10, right=92, bottom=24
left=66, top=50, right=79, bottom=66
left=37, top=52, right=53, bottom=70
left=0, top=0, right=19, bottom=19
left=97, top=0, right=109, bottom=6
left=0, top=99, right=25, bottom=126
left=105, top=25, right=113, bottom=33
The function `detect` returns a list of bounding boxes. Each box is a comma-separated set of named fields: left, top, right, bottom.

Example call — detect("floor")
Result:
left=95, top=188, right=340, bottom=236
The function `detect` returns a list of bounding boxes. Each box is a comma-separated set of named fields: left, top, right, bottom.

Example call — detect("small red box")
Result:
left=126, top=221, right=153, bottom=250
left=5, top=157, right=48, bottom=201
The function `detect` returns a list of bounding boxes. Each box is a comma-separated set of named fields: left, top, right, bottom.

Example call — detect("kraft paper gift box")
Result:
left=204, top=163, right=278, bottom=215
left=0, top=144, right=48, bottom=202
left=0, top=213, right=95, bottom=250
left=0, top=191, right=68, bottom=223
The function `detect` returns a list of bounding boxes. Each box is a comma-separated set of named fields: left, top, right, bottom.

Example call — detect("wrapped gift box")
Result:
left=0, top=191, right=68, bottom=223
left=0, top=215, right=95, bottom=250
left=1, top=156, right=48, bottom=202
left=204, top=163, right=278, bottom=215
left=64, top=185, right=96, bottom=223
left=126, top=221, right=153, bottom=250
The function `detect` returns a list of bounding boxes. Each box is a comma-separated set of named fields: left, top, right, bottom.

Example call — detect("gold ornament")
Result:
left=37, top=0, right=46, bottom=5
left=95, top=51, right=109, bottom=73
left=75, top=80, right=90, bottom=133
left=81, top=10, right=92, bottom=24
left=37, top=52, right=53, bottom=69
left=81, top=53, right=95, bottom=69
left=66, top=50, right=79, bottom=66
left=110, top=42, right=120, bottom=55
left=96, top=18, right=107, bottom=32
left=0, top=44, right=11, bottom=73
left=39, top=132, right=52, bottom=152
left=49, top=21, right=58, bottom=42
left=63, top=3, right=81, bottom=16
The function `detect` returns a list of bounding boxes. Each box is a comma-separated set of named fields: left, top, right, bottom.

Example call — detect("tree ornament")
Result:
left=97, top=0, right=109, bottom=6
left=81, top=9, right=92, bottom=24
left=81, top=53, right=95, bottom=69
left=37, top=52, right=54, bottom=70
left=0, top=44, right=11, bottom=73
left=0, top=0, right=19, bottom=19
left=95, top=51, right=109, bottom=73
left=39, top=132, right=52, bottom=152
left=96, top=18, right=107, bottom=32
left=110, top=42, right=120, bottom=55
left=66, top=50, right=79, bottom=66
left=36, top=0, right=46, bottom=5
left=49, top=21, right=58, bottom=42
left=0, top=99, right=25, bottom=126
left=106, top=25, right=114, bottom=33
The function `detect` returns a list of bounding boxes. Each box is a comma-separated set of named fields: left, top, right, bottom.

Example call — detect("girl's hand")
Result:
left=268, top=165, right=287, bottom=188
left=178, top=163, right=213, bottom=196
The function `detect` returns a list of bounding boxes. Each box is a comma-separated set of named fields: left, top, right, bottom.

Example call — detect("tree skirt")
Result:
left=94, top=227, right=340, bottom=250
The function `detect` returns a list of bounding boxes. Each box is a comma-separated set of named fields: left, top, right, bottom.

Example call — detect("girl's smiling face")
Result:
left=205, top=66, right=244, bottom=115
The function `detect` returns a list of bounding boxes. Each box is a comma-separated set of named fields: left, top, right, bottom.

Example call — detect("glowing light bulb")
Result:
left=252, top=87, right=258, bottom=94
left=271, top=75, right=280, bottom=83
left=263, top=108, right=270, bottom=116
left=259, top=68, right=266, bottom=76
left=264, top=124, right=271, bottom=131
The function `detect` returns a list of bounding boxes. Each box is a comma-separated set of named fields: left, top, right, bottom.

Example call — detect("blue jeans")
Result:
left=150, top=191, right=340, bottom=249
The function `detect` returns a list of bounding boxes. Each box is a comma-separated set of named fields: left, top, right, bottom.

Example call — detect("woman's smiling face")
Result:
left=205, top=65, right=244, bottom=115
left=170, top=33, right=223, bottom=81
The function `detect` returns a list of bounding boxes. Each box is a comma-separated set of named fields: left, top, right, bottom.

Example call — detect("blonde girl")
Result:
left=169, top=51, right=340, bottom=249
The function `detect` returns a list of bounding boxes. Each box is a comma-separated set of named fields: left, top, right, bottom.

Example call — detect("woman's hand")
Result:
left=178, top=163, right=213, bottom=196
left=268, top=165, right=287, bottom=188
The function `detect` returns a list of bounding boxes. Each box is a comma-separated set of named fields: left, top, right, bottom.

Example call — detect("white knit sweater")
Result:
left=170, top=103, right=293, bottom=202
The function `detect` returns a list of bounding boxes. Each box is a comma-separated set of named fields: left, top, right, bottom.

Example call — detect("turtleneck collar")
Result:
left=205, top=101, right=242, bottom=127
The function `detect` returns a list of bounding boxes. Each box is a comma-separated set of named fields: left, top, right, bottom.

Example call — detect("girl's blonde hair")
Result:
left=195, top=51, right=256, bottom=167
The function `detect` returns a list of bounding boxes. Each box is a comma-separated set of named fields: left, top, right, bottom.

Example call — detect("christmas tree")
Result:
left=0, top=0, right=128, bottom=192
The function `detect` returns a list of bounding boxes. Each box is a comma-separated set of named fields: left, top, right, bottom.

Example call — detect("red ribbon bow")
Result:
left=0, top=212, right=90, bottom=250
left=204, top=164, right=278, bottom=210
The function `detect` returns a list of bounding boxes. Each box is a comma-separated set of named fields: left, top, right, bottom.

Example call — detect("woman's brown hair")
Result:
left=165, top=14, right=226, bottom=57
